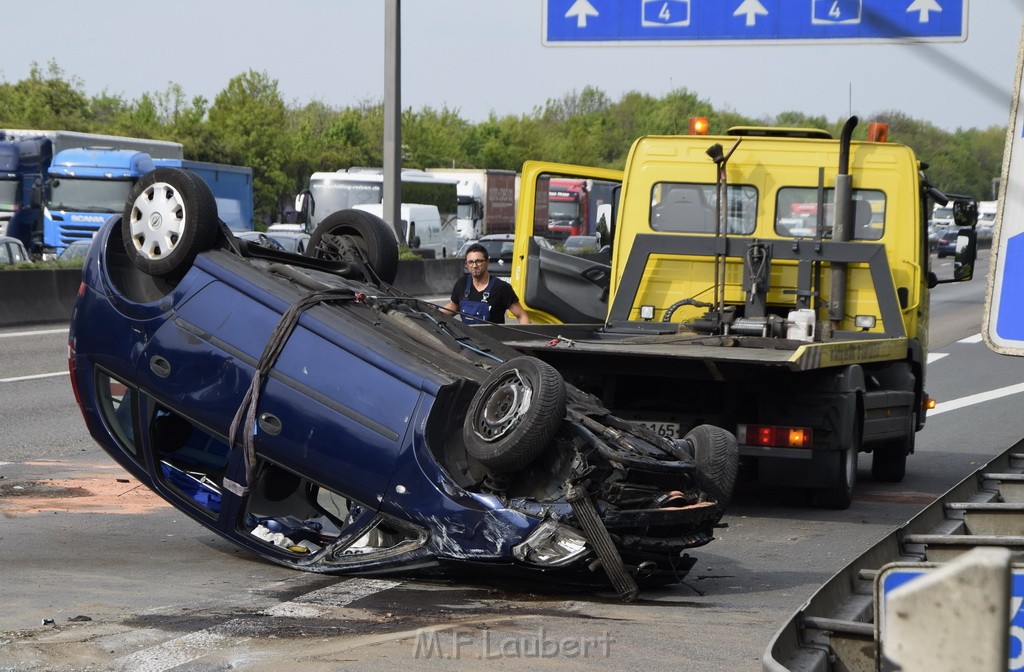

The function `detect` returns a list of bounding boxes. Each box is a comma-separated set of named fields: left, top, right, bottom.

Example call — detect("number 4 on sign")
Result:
left=642, top=0, right=690, bottom=27
left=811, top=0, right=863, bottom=25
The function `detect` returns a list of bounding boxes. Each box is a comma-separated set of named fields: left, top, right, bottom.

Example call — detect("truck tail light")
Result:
left=736, top=424, right=813, bottom=449
left=689, top=117, right=710, bottom=135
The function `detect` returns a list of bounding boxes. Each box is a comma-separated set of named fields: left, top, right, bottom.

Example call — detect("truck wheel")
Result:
left=871, top=413, right=913, bottom=482
left=816, top=433, right=859, bottom=510
left=463, top=356, right=566, bottom=473
left=122, top=168, right=220, bottom=279
left=307, top=209, right=399, bottom=284
left=684, top=425, right=739, bottom=509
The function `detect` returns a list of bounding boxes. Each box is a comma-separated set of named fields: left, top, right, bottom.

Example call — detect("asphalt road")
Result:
left=1, top=250, right=1023, bottom=671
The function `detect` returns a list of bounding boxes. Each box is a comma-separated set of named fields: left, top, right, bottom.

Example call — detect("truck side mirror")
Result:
left=952, top=198, right=978, bottom=229
left=30, top=177, right=44, bottom=208
left=953, top=228, right=977, bottom=282
left=294, top=190, right=313, bottom=225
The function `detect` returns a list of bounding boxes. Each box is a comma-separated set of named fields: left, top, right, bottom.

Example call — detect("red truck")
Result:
left=545, top=178, right=589, bottom=239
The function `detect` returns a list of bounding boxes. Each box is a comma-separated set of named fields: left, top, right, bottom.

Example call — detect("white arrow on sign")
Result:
left=734, top=0, right=768, bottom=28
left=565, top=0, right=599, bottom=28
left=907, top=0, right=943, bottom=23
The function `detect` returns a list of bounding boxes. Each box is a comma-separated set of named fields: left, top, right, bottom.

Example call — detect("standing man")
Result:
left=443, top=243, right=531, bottom=324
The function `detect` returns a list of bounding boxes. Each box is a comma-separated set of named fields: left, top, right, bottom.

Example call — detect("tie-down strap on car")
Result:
left=223, top=288, right=358, bottom=497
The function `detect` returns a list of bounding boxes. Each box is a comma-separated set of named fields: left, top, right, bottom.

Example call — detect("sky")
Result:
left=2, top=1, right=1023, bottom=133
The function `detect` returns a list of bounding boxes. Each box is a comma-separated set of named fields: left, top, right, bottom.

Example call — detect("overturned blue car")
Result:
left=68, top=168, right=738, bottom=599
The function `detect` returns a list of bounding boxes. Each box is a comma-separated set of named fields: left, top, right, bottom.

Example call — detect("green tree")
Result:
left=0, top=61, right=91, bottom=129
left=208, top=70, right=289, bottom=223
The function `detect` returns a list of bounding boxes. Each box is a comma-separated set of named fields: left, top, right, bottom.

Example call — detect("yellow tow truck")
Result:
left=484, top=117, right=979, bottom=508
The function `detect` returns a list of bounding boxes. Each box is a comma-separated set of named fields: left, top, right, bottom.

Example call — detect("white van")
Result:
left=354, top=203, right=459, bottom=258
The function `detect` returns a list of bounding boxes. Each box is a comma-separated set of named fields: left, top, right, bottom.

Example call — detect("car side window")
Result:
left=95, top=371, right=138, bottom=459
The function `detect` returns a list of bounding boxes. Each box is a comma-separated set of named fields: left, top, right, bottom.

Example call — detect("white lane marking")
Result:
left=927, top=353, right=949, bottom=364
left=0, top=328, right=67, bottom=338
left=0, top=371, right=68, bottom=383
left=112, top=631, right=238, bottom=672
left=930, top=382, right=1024, bottom=416
left=959, top=333, right=984, bottom=344
left=110, top=578, right=400, bottom=671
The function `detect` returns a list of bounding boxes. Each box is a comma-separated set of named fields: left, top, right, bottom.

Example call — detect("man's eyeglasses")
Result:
left=466, top=259, right=487, bottom=266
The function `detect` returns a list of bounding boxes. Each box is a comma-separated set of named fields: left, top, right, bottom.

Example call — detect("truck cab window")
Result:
left=776, top=188, right=885, bottom=240
left=650, top=182, right=757, bottom=234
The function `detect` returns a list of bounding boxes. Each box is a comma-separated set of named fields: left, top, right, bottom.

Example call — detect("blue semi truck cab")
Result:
left=40, top=152, right=254, bottom=255
left=0, top=137, right=54, bottom=246
left=43, top=147, right=157, bottom=253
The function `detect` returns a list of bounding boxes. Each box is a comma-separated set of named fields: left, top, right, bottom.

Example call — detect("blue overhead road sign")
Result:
left=543, top=1, right=968, bottom=45
left=986, top=21, right=1024, bottom=356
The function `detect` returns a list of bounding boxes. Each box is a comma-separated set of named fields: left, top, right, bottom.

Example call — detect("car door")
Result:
left=510, top=161, right=622, bottom=324
left=134, top=270, right=414, bottom=514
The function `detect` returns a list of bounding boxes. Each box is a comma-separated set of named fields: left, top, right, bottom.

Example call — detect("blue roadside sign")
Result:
left=986, top=25, right=1024, bottom=357
left=543, top=0, right=968, bottom=45
left=876, top=564, right=1024, bottom=670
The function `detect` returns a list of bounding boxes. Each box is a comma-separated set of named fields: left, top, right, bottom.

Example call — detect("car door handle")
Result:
left=258, top=413, right=282, bottom=436
left=149, top=355, right=171, bottom=378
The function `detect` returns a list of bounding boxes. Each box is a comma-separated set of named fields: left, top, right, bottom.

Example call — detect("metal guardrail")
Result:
left=764, top=438, right=1024, bottom=671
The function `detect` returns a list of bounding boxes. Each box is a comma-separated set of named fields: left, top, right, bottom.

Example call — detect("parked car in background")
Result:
left=455, top=239, right=479, bottom=258
left=0, top=235, right=29, bottom=265
left=977, top=200, right=997, bottom=244
left=471, top=234, right=555, bottom=277
left=936, top=225, right=961, bottom=258
left=58, top=239, right=94, bottom=261
left=68, top=168, right=735, bottom=599
left=235, top=230, right=286, bottom=251
left=267, top=231, right=310, bottom=254
left=562, top=234, right=603, bottom=254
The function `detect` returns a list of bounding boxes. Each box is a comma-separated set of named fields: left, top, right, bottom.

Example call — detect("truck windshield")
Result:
left=548, top=200, right=579, bottom=221
left=309, top=180, right=382, bottom=220
left=0, top=179, right=17, bottom=210
left=48, top=178, right=134, bottom=213
left=308, top=177, right=458, bottom=229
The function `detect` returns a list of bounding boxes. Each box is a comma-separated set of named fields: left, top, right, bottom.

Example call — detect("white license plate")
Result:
left=635, top=421, right=682, bottom=439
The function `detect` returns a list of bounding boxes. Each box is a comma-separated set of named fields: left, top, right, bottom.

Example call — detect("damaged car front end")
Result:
left=68, top=168, right=737, bottom=599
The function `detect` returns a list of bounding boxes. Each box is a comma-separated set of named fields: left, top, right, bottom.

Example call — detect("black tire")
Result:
left=871, top=412, right=913, bottom=482
left=684, top=425, right=739, bottom=509
left=122, top=168, right=220, bottom=279
left=306, top=209, right=400, bottom=284
left=463, top=356, right=566, bottom=473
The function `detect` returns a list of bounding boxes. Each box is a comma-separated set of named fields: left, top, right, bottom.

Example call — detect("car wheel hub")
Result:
left=474, top=371, right=532, bottom=442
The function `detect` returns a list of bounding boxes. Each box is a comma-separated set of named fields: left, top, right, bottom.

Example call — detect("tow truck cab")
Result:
left=494, top=118, right=978, bottom=508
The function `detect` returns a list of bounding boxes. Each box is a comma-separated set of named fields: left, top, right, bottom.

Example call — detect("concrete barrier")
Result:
left=1, top=259, right=466, bottom=328
left=0, top=268, right=84, bottom=327
left=392, top=258, right=465, bottom=297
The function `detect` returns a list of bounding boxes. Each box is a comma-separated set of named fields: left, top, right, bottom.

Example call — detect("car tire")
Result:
left=306, top=209, right=400, bottom=284
left=684, top=425, right=739, bottom=509
left=463, top=356, right=566, bottom=473
left=121, top=168, right=220, bottom=279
